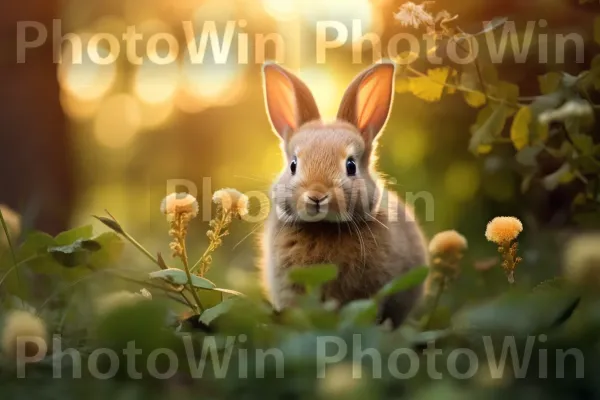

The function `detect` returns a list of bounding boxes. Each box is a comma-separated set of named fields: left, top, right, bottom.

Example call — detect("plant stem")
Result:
left=424, top=277, right=446, bottom=330
left=501, top=242, right=516, bottom=285
left=405, top=66, right=525, bottom=108
left=113, top=272, right=193, bottom=306
left=122, top=231, right=163, bottom=268
left=177, top=215, right=204, bottom=312
left=191, top=211, right=229, bottom=275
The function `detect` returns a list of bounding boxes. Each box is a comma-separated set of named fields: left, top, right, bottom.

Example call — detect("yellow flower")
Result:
left=160, top=193, right=199, bottom=220
left=213, top=188, right=249, bottom=217
left=563, top=234, right=600, bottom=287
left=1, top=310, right=48, bottom=362
left=95, top=290, right=149, bottom=316
left=485, top=216, right=523, bottom=244
left=428, top=230, right=468, bottom=256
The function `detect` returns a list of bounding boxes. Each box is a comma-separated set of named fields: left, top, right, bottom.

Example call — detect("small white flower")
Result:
left=394, top=1, right=435, bottom=29
left=95, top=290, right=150, bottom=316
left=1, top=310, right=48, bottom=362
left=564, top=234, right=600, bottom=288
left=160, top=193, right=199, bottom=220
left=213, top=188, right=249, bottom=217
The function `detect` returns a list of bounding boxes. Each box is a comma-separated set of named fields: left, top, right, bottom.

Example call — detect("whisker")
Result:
left=233, top=174, right=273, bottom=184
left=233, top=222, right=265, bottom=249
left=365, top=212, right=390, bottom=231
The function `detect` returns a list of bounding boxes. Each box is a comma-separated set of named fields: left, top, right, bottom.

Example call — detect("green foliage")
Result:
left=376, top=266, right=429, bottom=299
left=400, top=17, right=600, bottom=223
left=289, top=264, right=338, bottom=291
left=149, top=268, right=215, bottom=289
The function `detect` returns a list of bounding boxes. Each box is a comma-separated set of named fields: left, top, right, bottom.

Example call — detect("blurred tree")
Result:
left=0, top=0, right=74, bottom=234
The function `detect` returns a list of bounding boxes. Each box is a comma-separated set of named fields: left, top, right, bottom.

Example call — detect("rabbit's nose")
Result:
left=305, top=192, right=329, bottom=205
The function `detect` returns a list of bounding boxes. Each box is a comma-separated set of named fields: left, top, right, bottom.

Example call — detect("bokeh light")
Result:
left=139, top=100, right=175, bottom=129
left=58, top=34, right=117, bottom=102
left=261, top=0, right=297, bottom=20
left=300, top=0, right=376, bottom=41
left=390, top=128, right=428, bottom=167
left=93, top=94, right=142, bottom=148
left=296, top=67, right=342, bottom=120
left=60, top=91, right=101, bottom=120
left=444, top=162, right=481, bottom=202
left=181, top=54, right=246, bottom=104
left=134, top=61, right=179, bottom=104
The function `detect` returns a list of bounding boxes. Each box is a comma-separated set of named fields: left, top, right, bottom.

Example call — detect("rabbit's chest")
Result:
left=273, top=224, right=390, bottom=300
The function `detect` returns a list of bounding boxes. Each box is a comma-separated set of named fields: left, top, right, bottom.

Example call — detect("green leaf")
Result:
left=339, top=299, right=378, bottom=328
left=571, top=133, right=595, bottom=157
left=199, top=298, right=239, bottom=325
left=212, top=288, right=245, bottom=297
left=452, top=289, right=580, bottom=336
left=469, top=104, right=508, bottom=154
left=87, top=232, right=125, bottom=268
left=376, top=266, right=429, bottom=299
left=538, top=72, right=562, bottom=95
left=515, top=144, right=543, bottom=167
left=47, top=238, right=104, bottom=268
left=54, top=225, right=94, bottom=245
left=17, top=232, right=56, bottom=260
left=149, top=268, right=216, bottom=289
left=289, top=264, right=338, bottom=288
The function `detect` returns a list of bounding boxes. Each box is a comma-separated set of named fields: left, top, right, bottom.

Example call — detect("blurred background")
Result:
left=1, top=0, right=599, bottom=292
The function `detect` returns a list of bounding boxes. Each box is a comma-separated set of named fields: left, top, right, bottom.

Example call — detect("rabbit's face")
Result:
left=262, top=61, right=396, bottom=224
left=274, top=122, right=377, bottom=222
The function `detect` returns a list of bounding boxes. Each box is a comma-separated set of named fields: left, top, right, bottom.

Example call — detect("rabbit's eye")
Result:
left=346, top=157, right=357, bottom=176
left=290, top=157, right=297, bottom=175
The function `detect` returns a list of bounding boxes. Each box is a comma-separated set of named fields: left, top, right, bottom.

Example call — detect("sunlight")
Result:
left=59, top=91, right=101, bottom=120
left=297, top=67, right=342, bottom=120
left=93, top=94, right=142, bottom=148
left=300, top=0, right=375, bottom=41
left=139, top=100, right=175, bottom=128
left=58, top=34, right=117, bottom=102
left=261, top=0, right=297, bottom=20
left=134, top=62, right=179, bottom=104
left=181, top=51, right=245, bottom=103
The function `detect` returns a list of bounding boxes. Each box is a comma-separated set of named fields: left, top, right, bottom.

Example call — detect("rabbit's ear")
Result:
left=262, top=62, right=321, bottom=140
left=337, top=61, right=396, bottom=142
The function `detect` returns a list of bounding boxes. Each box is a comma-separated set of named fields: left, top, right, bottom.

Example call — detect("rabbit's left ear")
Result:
left=337, top=61, right=396, bottom=143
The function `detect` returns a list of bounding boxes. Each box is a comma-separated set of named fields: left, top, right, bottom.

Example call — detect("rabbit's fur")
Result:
left=260, top=61, right=428, bottom=327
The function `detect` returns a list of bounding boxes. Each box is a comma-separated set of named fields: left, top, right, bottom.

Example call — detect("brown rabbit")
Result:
left=260, top=60, right=428, bottom=327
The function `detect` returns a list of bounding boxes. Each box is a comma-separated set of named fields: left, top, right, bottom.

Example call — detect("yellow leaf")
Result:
left=595, top=16, right=600, bottom=45
left=408, top=67, right=450, bottom=102
left=477, top=144, right=493, bottom=154
left=511, top=107, right=532, bottom=150
left=464, top=91, right=487, bottom=108
left=538, top=72, right=561, bottom=95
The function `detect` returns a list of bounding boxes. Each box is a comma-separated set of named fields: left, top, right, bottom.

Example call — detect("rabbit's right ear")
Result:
left=262, top=63, right=321, bottom=140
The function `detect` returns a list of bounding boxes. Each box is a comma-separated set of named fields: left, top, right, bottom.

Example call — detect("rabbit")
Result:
left=259, top=60, right=429, bottom=327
